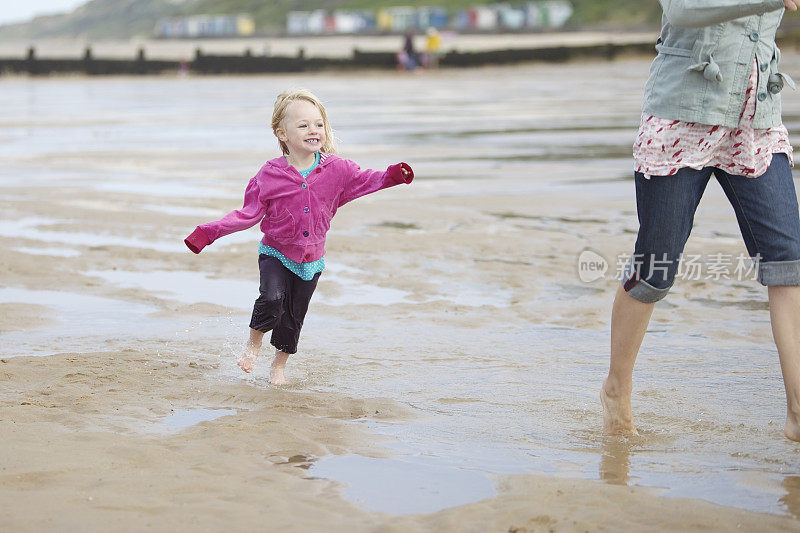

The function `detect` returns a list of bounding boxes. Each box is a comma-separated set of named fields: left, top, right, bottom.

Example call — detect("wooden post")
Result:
left=83, top=46, right=94, bottom=74
left=26, top=46, right=36, bottom=75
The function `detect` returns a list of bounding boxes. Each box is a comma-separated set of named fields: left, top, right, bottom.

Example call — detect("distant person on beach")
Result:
left=398, top=30, right=418, bottom=71
left=184, top=89, right=413, bottom=384
left=423, top=27, right=443, bottom=68
left=602, top=0, right=800, bottom=442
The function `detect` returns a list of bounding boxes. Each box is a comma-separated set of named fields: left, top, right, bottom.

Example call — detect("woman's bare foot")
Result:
left=601, top=379, right=639, bottom=437
left=269, top=350, right=290, bottom=385
left=786, top=411, right=800, bottom=442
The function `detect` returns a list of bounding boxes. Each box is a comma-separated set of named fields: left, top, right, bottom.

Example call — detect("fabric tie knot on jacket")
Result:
left=688, top=57, right=722, bottom=82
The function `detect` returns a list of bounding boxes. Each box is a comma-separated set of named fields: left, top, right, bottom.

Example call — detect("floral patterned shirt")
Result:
left=634, top=60, right=792, bottom=178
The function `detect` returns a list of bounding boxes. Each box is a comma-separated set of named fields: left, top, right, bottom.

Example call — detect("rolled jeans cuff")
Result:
left=758, top=259, right=800, bottom=286
left=622, top=277, right=671, bottom=303
left=621, top=259, right=671, bottom=303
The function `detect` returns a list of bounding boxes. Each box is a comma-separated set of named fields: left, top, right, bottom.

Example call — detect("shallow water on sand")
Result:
left=2, top=58, right=800, bottom=518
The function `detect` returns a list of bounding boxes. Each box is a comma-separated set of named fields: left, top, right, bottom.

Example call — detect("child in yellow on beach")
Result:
left=184, top=88, right=414, bottom=384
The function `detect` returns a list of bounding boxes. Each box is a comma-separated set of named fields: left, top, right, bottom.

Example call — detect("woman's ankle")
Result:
left=602, top=376, right=631, bottom=399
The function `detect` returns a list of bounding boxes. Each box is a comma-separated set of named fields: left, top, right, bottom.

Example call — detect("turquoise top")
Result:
left=259, top=152, right=325, bottom=281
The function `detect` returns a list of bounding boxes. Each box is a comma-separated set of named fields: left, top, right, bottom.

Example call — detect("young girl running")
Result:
left=184, top=88, right=414, bottom=384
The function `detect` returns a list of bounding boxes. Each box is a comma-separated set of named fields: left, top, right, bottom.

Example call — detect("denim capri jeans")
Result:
left=623, top=153, right=800, bottom=303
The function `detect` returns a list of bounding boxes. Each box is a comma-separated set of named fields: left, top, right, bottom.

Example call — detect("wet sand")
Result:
left=2, top=349, right=799, bottom=532
left=2, top=57, right=800, bottom=530
left=1, top=349, right=796, bottom=532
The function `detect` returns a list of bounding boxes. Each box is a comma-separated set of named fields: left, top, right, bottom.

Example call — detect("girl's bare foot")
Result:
left=237, top=340, right=260, bottom=373
left=601, top=379, right=639, bottom=437
left=269, top=350, right=290, bottom=385
left=237, top=354, right=256, bottom=373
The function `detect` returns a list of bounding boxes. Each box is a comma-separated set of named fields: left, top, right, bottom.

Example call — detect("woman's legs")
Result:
left=606, top=155, right=800, bottom=440
left=602, top=284, right=655, bottom=435
left=768, top=286, right=800, bottom=441
left=715, top=154, right=800, bottom=440
left=603, top=169, right=710, bottom=435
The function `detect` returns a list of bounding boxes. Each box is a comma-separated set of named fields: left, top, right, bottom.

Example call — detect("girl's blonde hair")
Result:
left=271, top=88, right=337, bottom=155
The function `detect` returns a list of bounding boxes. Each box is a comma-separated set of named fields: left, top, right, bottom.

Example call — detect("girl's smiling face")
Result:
left=276, top=99, right=326, bottom=160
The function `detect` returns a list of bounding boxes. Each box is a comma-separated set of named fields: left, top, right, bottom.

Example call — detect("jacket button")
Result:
left=301, top=183, right=307, bottom=189
left=760, top=62, right=769, bottom=72
left=757, top=91, right=768, bottom=101
left=302, top=231, right=309, bottom=237
left=749, top=31, right=759, bottom=42
left=315, top=168, right=321, bottom=173
left=304, top=206, right=309, bottom=213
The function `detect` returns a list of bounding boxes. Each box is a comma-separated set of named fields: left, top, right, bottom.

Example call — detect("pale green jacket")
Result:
left=643, top=0, right=794, bottom=128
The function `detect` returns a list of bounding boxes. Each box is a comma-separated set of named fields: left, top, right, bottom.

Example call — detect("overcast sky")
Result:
left=0, top=0, right=86, bottom=26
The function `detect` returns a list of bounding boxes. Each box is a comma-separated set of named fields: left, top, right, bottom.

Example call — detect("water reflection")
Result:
left=781, top=476, right=800, bottom=520
left=599, top=438, right=633, bottom=486
left=309, top=454, right=496, bottom=514
left=161, top=408, right=236, bottom=431
left=0, top=287, right=167, bottom=356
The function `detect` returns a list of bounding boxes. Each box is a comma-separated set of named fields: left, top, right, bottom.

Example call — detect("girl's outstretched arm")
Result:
left=337, top=161, right=414, bottom=207
left=185, top=176, right=266, bottom=253
left=659, top=0, right=786, bottom=28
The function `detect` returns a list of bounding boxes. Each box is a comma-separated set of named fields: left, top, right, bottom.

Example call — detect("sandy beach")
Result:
left=2, top=55, right=800, bottom=531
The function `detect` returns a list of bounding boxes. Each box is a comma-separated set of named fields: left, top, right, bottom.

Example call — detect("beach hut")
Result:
left=306, top=10, right=327, bottom=34
left=236, top=15, right=255, bottom=36
left=453, top=10, right=471, bottom=30
left=525, top=1, right=573, bottom=29
left=205, top=16, right=221, bottom=36
left=495, top=4, right=526, bottom=30
left=154, top=18, right=181, bottom=38
left=332, top=11, right=356, bottom=34
left=199, top=15, right=254, bottom=37
left=154, top=14, right=255, bottom=37
left=207, top=16, right=233, bottom=37
left=287, top=10, right=327, bottom=35
left=376, top=9, right=393, bottom=32
left=176, top=18, right=190, bottom=37
left=372, top=6, right=415, bottom=32
left=323, top=13, right=336, bottom=33
left=332, top=11, right=373, bottom=34
left=358, top=11, right=377, bottom=32
left=416, top=7, right=449, bottom=29
left=470, top=6, right=498, bottom=31
left=187, top=16, right=204, bottom=37
left=286, top=11, right=310, bottom=35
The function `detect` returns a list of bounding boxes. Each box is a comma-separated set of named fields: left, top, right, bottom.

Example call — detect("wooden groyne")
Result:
left=0, top=39, right=661, bottom=76
left=2, top=47, right=180, bottom=75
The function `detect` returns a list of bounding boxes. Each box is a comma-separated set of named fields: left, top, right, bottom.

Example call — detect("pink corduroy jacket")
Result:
left=184, top=153, right=414, bottom=262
